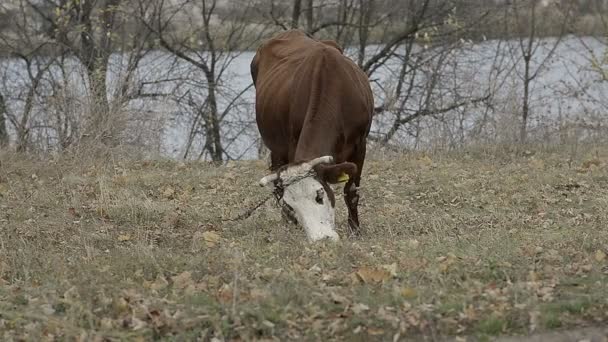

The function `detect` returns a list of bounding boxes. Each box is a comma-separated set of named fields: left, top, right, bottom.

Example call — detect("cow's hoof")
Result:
left=347, top=222, right=362, bottom=237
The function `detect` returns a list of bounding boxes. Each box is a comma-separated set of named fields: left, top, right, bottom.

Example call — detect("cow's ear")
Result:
left=315, top=162, right=357, bottom=184
left=320, top=40, right=344, bottom=54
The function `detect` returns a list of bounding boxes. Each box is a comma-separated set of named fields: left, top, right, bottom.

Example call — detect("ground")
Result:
left=0, top=145, right=607, bottom=341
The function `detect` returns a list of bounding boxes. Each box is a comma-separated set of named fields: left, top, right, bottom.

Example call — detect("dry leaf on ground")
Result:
left=117, top=234, right=131, bottom=242
left=162, top=186, right=176, bottom=199
left=381, top=263, right=398, bottom=277
left=400, top=287, right=417, bottom=299
left=171, top=271, right=194, bottom=289
left=202, top=231, right=221, bottom=247
left=353, top=266, right=393, bottom=284
left=331, top=292, right=349, bottom=305
left=352, top=303, right=370, bottom=314
left=595, top=250, right=606, bottom=262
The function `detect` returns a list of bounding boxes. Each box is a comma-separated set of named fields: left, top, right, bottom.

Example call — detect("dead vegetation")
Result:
left=1, top=144, right=608, bottom=341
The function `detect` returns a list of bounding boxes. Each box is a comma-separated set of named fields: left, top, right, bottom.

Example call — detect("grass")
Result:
left=1, top=145, right=608, bottom=340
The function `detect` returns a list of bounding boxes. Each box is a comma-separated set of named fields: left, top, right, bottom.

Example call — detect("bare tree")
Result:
left=28, top=0, right=155, bottom=145
left=0, top=93, right=8, bottom=148
left=139, top=0, right=268, bottom=161
left=507, top=0, right=570, bottom=142
left=28, top=0, right=114, bottom=137
left=0, top=1, right=57, bottom=152
left=356, top=0, right=494, bottom=145
left=0, top=0, right=602, bottom=157
left=290, top=0, right=314, bottom=31
left=291, top=0, right=302, bottom=28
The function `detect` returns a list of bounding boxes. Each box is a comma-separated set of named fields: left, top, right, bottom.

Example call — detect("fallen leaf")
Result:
left=112, top=297, right=129, bottom=314
left=331, top=292, right=349, bottom=305
left=407, top=239, right=420, bottom=249
left=202, top=231, right=221, bottom=248
left=148, top=309, right=169, bottom=330
left=112, top=175, right=127, bottom=185
left=529, top=310, right=540, bottom=332
left=171, top=271, right=194, bottom=289
left=381, top=263, right=398, bottom=277
left=437, top=253, right=458, bottom=273
left=217, top=283, right=233, bottom=302
left=528, top=158, right=545, bottom=170
left=162, top=211, right=180, bottom=229
left=0, top=261, right=10, bottom=275
left=131, top=317, right=147, bottom=330
left=595, top=250, right=606, bottom=262
left=581, top=158, right=601, bottom=170
left=117, top=234, right=131, bottom=242
left=100, top=317, right=114, bottom=330
left=68, top=207, right=80, bottom=218
left=249, top=288, right=270, bottom=300
left=354, top=266, right=392, bottom=284
left=368, top=327, right=385, bottom=336
left=537, top=286, right=555, bottom=302
left=63, top=286, right=79, bottom=301
left=162, top=186, right=176, bottom=199
left=309, top=264, right=322, bottom=275
left=418, top=155, right=433, bottom=167
left=262, top=320, right=275, bottom=328
left=400, top=287, right=417, bottom=299
left=528, top=270, right=539, bottom=282
left=149, top=275, right=169, bottom=291
left=352, top=303, right=370, bottom=314
left=40, top=303, right=55, bottom=315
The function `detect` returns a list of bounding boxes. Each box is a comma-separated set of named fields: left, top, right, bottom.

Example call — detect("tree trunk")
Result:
left=521, top=56, right=531, bottom=143
left=305, top=0, right=314, bottom=32
left=84, top=60, right=111, bottom=137
left=0, top=93, right=8, bottom=148
left=205, top=73, right=223, bottom=162
left=79, top=0, right=117, bottom=144
left=16, top=74, right=42, bottom=152
left=357, top=0, right=374, bottom=66
left=292, top=0, right=302, bottom=28
left=519, top=0, right=536, bottom=144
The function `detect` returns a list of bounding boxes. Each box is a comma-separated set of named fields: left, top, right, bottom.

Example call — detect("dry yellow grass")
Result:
left=1, top=145, right=607, bottom=341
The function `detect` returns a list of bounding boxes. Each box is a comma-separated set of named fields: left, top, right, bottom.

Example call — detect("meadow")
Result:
left=1, top=144, right=607, bottom=341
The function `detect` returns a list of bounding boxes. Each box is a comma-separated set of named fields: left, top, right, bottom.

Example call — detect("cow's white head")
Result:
left=259, top=156, right=356, bottom=242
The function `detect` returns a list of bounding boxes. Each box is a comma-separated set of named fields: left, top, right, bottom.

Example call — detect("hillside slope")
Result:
left=1, top=146, right=607, bottom=340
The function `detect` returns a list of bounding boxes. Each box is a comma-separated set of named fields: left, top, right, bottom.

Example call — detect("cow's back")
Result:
left=253, top=31, right=373, bottom=165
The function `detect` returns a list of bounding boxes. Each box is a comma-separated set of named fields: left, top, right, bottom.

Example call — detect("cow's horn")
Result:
left=309, top=156, right=334, bottom=167
left=259, top=173, right=279, bottom=187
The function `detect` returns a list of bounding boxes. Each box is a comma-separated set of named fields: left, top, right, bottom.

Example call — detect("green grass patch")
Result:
left=476, top=315, right=507, bottom=335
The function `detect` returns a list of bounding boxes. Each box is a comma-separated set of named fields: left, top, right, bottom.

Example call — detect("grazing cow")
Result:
left=251, top=30, right=374, bottom=241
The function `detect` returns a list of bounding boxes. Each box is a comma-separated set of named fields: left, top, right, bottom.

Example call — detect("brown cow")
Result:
left=251, top=30, right=374, bottom=241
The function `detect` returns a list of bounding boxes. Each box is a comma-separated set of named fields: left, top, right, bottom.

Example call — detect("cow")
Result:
left=251, top=29, right=374, bottom=242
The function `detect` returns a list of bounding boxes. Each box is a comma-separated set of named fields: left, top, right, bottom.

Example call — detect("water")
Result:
left=1, top=36, right=606, bottom=158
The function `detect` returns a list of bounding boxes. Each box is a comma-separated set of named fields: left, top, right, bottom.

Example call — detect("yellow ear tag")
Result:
left=337, top=172, right=350, bottom=183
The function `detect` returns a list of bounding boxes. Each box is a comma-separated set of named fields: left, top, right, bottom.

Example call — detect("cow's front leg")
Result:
left=344, top=181, right=361, bottom=236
